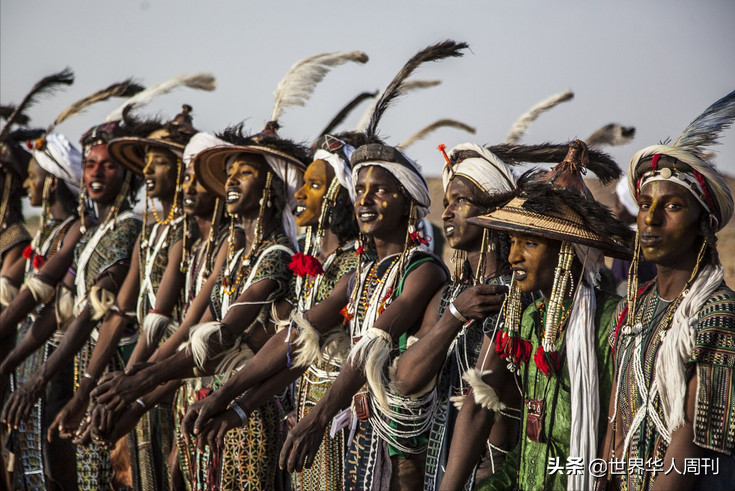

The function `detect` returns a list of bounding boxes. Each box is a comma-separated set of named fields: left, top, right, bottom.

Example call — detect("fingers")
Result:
left=47, top=412, right=63, bottom=442
left=278, top=432, right=295, bottom=470
left=181, top=405, right=199, bottom=441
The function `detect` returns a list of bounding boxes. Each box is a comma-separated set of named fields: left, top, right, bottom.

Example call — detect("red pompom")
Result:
left=32, top=255, right=46, bottom=270
left=289, top=253, right=324, bottom=278
left=495, top=330, right=532, bottom=364
left=409, top=231, right=429, bottom=246
left=22, top=245, right=33, bottom=259
left=533, top=346, right=562, bottom=377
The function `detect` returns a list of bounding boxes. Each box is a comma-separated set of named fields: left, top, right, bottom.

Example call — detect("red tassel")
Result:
left=22, top=245, right=33, bottom=259
left=288, top=253, right=324, bottom=278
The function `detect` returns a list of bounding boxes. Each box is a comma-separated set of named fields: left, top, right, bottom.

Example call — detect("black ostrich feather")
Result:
left=321, top=91, right=378, bottom=136
left=364, top=40, right=468, bottom=141
left=218, top=123, right=311, bottom=166
left=0, top=68, right=74, bottom=138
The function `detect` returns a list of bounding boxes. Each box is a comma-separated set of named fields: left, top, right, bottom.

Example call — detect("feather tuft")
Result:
left=363, top=40, right=467, bottom=139
left=397, top=119, right=475, bottom=149
left=586, top=123, right=636, bottom=147
left=1, top=68, right=74, bottom=138
left=356, top=79, right=441, bottom=132
left=321, top=90, right=378, bottom=136
left=105, top=73, right=216, bottom=122
left=672, top=89, right=735, bottom=158
left=50, top=79, right=144, bottom=132
left=271, top=51, right=369, bottom=123
left=0, top=105, right=30, bottom=126
left=504, top=89, right=574, bottom=144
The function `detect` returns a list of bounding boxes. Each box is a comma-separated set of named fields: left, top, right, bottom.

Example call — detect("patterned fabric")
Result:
left=343, top=250, right=445, bottom=491
left=293, top=244, right=360, bottom=491
left=424, top=276, right=516, bottom=491
left=132, top=217, right=187, bottom=491
left=73, top=215, right=142, bottom=292
left=196, top=229, right=294, bottom=491
left=72, top=214, right=140, bottom=491
left=0, top=222, right=31, bottom=262
left=10, top=216, right=76, bottom=491
left=476, top=290, right=619, bottom=491
left=611, top=282, right=735, bottom=491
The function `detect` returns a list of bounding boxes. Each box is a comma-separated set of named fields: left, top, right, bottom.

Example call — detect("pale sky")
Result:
left=2, top=0, right=734, bottom=184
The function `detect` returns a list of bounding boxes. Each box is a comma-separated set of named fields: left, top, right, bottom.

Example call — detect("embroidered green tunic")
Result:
left=610, top=281, right=735, bottom=491
left=477, top=290, right=619, bottom=491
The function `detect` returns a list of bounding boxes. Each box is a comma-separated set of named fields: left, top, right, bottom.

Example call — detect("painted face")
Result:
left=507, top=232, right=560, bottom=297
left=637, top=179, right=704, bottom=266
left=182, top=163, right=216, bottom=218
left=354, top=166, right=408, bottom=237
left=24, top=157, right=50, bottom=208
left=294, top=159, right=335, bottom=228
left=224, top=154, right=268, bottom=215
left=442, top=175, right=486, bottom=251
left=84, top=144, right=125, bottom=205
left=143, top=147, right=179, bottom=200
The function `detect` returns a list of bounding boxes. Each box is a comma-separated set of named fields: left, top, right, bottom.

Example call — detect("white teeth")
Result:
left=145, top=179, right=155, bottom=189
left=445, top=226, right=455, bottom=234
left=226, top=191, right=241, bottom=203
left=295, top=205, right=306, bottom=215
left=89, top=182, right=103, bottom=191
left=359, top=212, right=377, bottom=221
left=183, top=197, right=195, bottom=206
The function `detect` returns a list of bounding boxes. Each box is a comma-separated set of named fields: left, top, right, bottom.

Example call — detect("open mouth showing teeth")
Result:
left=444, top=225, right=455, bottom=237
left=145, top=179, right=155, bottom=190
left=89, top=182, right=104, bottom=192
left=294, top=205, right=306, bottom=216
left=183, top=197, right=195, bottom=207
left=513, top=269, right=527, bottom=281
left=359, top=211, right=378, bottom=222
left=226, top=190, right=241, bottom=204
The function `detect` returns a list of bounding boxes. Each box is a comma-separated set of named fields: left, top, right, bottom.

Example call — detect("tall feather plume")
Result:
left=503, top=89, right=574, bottom=144
left=48, top=79, right=144, bottom=132
left=0, top=106, right=30, bottom=126
left=487, top=142, right=621, bottom=184
left=271, top=51, right=369, bottom=123
left=397, top=119, right=476, bottom=150
left=356, top=80, right=441, bottom=131
left=105, top=73, right=216, bottom=122
left=0, top=68, right=74, bottom=138
left=364, top=40, right=468, bottom=140
left=672, top=89, right=735, bottom=159
left=585, top=123, right=636, bottom=147
left=321, top=90, right=378, bottom=136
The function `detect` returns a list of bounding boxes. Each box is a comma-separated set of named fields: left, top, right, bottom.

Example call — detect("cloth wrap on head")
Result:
left=351, top=146, right=430, bottom=220
left=183, top=132, right=228, bottom=166
left=30, top=133, right=83, bottom=195
left=616, top=176, right=638, bottom=217
left=442, top=142, right=516, bottom=195
left=628, top=144, right=734, bottom=232
left=626, top=142, right=734, bottom=441
left=225, top=152, right=302, bottom=249
left=313, top=142, right=356, bottom=203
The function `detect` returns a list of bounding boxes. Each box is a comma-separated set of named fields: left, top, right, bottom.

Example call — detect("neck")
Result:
left=193, top=214, right=212, bottom=244
left=655, top=253, right=699, bottom=300
left=48, top=199, right=71, bottom=221
left=318, top=228, right=342, bottom=263
left=158, top=193, right=175, bottom=221
left=465, top=244, right=500, bottom=282
left=372, top=222, right=409, bottom=261
left=239, top=208, right=276, bottom=251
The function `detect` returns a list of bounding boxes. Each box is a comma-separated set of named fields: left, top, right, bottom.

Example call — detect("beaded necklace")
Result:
left=349, top=254, right=400, bottom=341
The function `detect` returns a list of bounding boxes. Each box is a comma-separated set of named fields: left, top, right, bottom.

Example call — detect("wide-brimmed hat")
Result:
left=108, top=104, right=196, bottom=174
left=468, top=140, right=634, bottom=259
left=194, top=122, right=308, bottom=198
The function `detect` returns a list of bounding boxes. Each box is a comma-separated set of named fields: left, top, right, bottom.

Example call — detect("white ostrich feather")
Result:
left=503, top=89, right=574, bottom=144
left=271, top=51, right=369, bottom=123
left=105, top=73, right=217, bottom=122
left=397, top=119, right=475, bottom=150
left=672, top=89, right=735, bottom=159
left=586, top=123, right=636, bottom=147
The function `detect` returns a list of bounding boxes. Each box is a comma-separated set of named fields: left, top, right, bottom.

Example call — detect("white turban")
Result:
left=616, top=175, right=638, bottom=217
left=314, top=144, right=355, bottom=202
left=442, top=143, right=516, bottom=195
left=263, top=155, right=303, bottom=250
left=183, top=132, right=228, bottom=166
left=629, top=145, right=734, bottom=231
left=352, top=150, right=431, bottom=220
left=31, top=133, right=83, bottom=195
